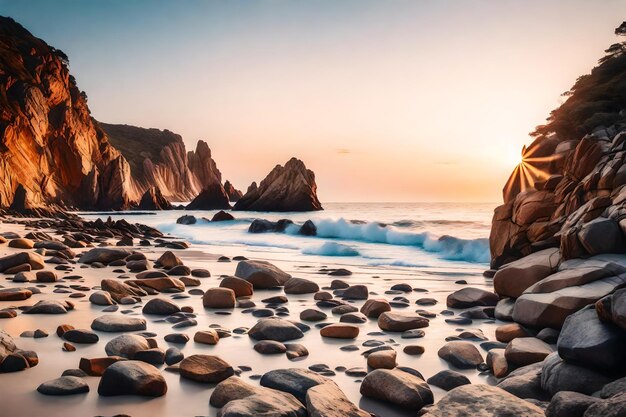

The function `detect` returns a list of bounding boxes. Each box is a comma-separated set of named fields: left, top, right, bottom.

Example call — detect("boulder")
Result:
left=179, top=354, right=234, bottom=383
left=378, top=312, right=429, bottom=332
left=486, top=348, right=509, bottom=378
left=219, top=394, right=307, bottom=417
left=186, top=183, right=231, bottom=210
left=447, top=287, right=499, bottom=308
left=235, top=260, right=291, bottom=289
left=437, top=341, right=483, bottom=369
left=78, top=248, right=131, bottom=265
left=367, top=350, right=397, bottom=369
left=100, top=279, right=147, bottom=303
left=420, top=384, right=544, bottom=417
left=138, top=186, right=172, bottom=210
left=156, top=251, right=182, bottom=269
left=194, top=330, right=220, bottom=345
left=578, top=218, right=625, bottom=255
left=583, top=392, right=626, bottom=417
left=105, top=334, right=150, bottom=358
left=202, top=287, right=236, bottom=309
left=219, top=276, right=254, bottom=298
left=248, top=318, right=304, bottom=342
left=142, top=298, right=181, bottom=315
left=23, top=299, right=73, bottom=314
left=497, top=362, right=547, bottom=401
left=320, top=323, right=359, bottom=339
left=176, top=215, right=197, bottom=225
left=505, top=337, right=554, bottom=367
left=306, top=381, right=370, bottom=417
left=79, top=356, right=126, bottom=376
left=211, top=210, right=234, bottom=221
left=89, top=290, right=114, bottom=306
left=98, top=360, right=167, bottom=397
left=493, top=248, right=560, bottom=298
left=0, top=288, right=32, bottom=301
left=596, top=287, right=626, bottom=331
left=284, top=277, right=319, bottom=294
left=360, top=299, right=391, bottom=318
left=541, top=352, right=612, bottom=396
left=342, top=285, right=369, bottom=300
left=426, top=370, right=471, bottom=391
left=545, top=391, right=600, bottom=417
left=557, top=306, right=626, bottom=371
left=37, top=376, right=89, bottom=396
left=359, top=368, right=433, bottom=410
left=0, top=252, right=44, bottom=272
left=91, top=315, right=147, bottom=332
left=260, top=368, right=328, bottom=403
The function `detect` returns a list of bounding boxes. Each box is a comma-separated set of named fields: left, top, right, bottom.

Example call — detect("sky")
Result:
left=1, top=0, right=624, bottom=202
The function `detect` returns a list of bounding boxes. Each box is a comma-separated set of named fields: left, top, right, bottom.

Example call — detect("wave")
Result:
left=302, top=242, right=360, bottom=256
left=313, top=218, right=489, bottom=263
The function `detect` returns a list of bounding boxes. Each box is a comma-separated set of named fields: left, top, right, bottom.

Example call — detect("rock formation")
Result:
left=137, top=187, right=172, bottom=210
left=223, top=180, right=242, bottom=202
left=186, top=183, right=231, bottom=210
left=486, top=23, right=626, bottom=413
left=0, top=17, right=135, bottom=210
left=233, top=158, right=322, bottom=212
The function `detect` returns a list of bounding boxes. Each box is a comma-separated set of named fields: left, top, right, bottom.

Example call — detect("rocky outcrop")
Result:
left=137, top=187, right=172, bottom=210
left=223, top=180, right=242, bottom=202
left=101, top=123, right=229, bottom=204
left=185, top=183, right=231, bottom=210
left=0, top=17, right=135, bottom=210
left=233, top=158, right=322, bottom=212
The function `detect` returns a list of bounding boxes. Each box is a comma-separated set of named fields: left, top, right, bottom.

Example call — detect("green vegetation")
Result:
left=532, top=22, right=626, bottom=140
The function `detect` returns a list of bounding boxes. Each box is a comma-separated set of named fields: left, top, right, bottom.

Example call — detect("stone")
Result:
left=37, top=376, right=89, bottom=396
left=142, top=298, right=181, bottom=315
left=582, top=392, right=626, bottom=417
left=360, top=368, right=434, bottom=410
left=505, top=337, right=554, bottom=367
left=177, top=215, right=197, bottom=225
left=367, top=349, right=397, bottom=369
left=78, top=248, right=131, bottom=265
left=378, top=312, right=429, bottom=332
left=557, top=306, right=626, bottom=371
left=285, top=344, right=309, bottom=360
left=235, top=260, right=291, bottom=289
left=419, top=384, right=544, bottom=417
left=138, top=186, right=172, bottom=210
left=300, top=308, right=327, bottom=321
left=0, top=288, right=32, bottom=301
left=447, top=287, right=499, bottom=308
left=284, top=277, right=319, bottom=294
left=63, top=329, right=99, bottom=344
left=23, top=299, right=73, bottom=314
left=493, top=248, right=560, bottom=298
left=426, top=370, right=471, bottom=391
left=342, top=285, right=369, bottom=300
left=91, top=315, right=147, bottom=332
left=203, top=287, right=236, bottom=309
left=179, top=354, right=234, bottom=383
left=254, top=340, right=287, bottom=354
left=35, top=270, right=57, bottom=282
left=194, top=329, right=220, bottom=345
left=89, top=290, right=114, bottom=306
left=404, top=345, right=425, bottom=355
left=596, top=287, right=626, bottom=331
left=191, top=268, right=211, bottom=278
left=360, top=299, right=391, bottom=318
left=486, top=348, right=509, bottom=378
left=248, top=318, right=304, bottom=342
left=219, top=276, right=254, bottom=298
left=133, top=348, right=165, bottom=365
left=156, top=251, right=182, bottom=269
left=545, top=391, right=600, bottom=417
left=496, top=323, right=532, bottom=342
left=340, top=312, right=367, bottom=323
left=101, top=279, right=147, bottom=303
left=98, top=360, right=167, bottom=397
left=495, top=298, right=516, bottom=321
left=306, top=381, right=370, bottom=417
left=260, top=368, right=328, bottom=403
left=541, top=352, right=612, bottom=396
left=578, top=218, right=624, bottom=255
left=105, top=334, right=150, bottom=358
left=437, top=341, right=484, bottom=369
left=8, top=238, right=34, bottom=249
left=79, top=356, right=126, bottom=376
left=320, top=323, right=359, bottom=339
left=497, top=362, right=547, bottom=401
left=219, top=393, right=306, bottom=417
left=165, top=347, right=184, bottom=365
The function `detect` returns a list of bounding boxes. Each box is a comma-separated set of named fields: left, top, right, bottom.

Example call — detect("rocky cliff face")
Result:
left=0, top=17, right=135, bottom=210
left=100, top=123, right=228, bottom=203
left=490, top=25, right=626, bottom=269
left=224, top=180, right=242, bottom=202
left=233, top=158, right=322, bottom=212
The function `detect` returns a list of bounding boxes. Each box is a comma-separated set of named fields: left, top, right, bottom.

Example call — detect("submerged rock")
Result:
left=98, top=360, right=167, bottom=397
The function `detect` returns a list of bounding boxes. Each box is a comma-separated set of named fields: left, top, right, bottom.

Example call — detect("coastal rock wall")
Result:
left=0, top=17, right=135, bottom=210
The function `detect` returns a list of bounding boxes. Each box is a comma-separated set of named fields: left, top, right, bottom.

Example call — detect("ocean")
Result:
left=81, top=202, right=495, bottom=270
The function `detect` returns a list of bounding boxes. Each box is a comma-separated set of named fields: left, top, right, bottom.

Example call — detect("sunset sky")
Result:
left=2, top=0, right=624, bottom=202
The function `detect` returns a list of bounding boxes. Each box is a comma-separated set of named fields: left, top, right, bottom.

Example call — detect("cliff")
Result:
left=0, top=16, right=135, bottom=210
left=233, top=157, right=322, bottom=212
left=100, top=123, right=227, bottom=202
left=490, top=23, right=626, bottom=268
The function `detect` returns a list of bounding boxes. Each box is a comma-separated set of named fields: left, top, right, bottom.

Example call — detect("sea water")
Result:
left=80, top=202, right=495, bottom=269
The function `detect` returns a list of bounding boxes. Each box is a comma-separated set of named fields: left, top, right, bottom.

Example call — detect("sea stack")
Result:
left=186, top=184, right=231, bottom=210
left=223, top=180, right=243, bottom=202
left=233, top=158, right=322, bottom=212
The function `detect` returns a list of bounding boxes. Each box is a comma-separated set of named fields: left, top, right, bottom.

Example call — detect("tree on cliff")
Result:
left=531, top=22, right=626, bottom=140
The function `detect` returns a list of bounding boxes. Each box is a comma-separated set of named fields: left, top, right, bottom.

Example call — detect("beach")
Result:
left=0, top=204, right=501, bottom=416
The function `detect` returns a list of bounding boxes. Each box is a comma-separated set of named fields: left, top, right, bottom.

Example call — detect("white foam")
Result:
left=302, top=242, right=360, bottom=256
